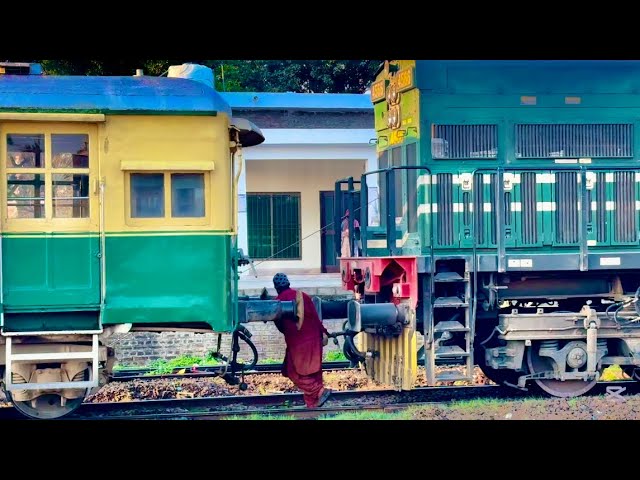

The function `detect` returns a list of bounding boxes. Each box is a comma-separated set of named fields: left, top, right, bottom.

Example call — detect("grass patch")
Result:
left=319, top=409, right=412, bottom=420
left=145, top=354, right=220, bottom=375
left=258, top=358, right=281, bottom=365
left=449, top=397, right=509, bottom=410
left=257, top=352, right=348, bottom=365
left=446, top=396, right=541, bottom=410
left=325, top=351, right=347, bottom=362
left=225, top=413, right=297, bottom=420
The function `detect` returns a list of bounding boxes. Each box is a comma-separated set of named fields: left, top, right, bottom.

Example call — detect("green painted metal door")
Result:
left=1, top=126, right=101, bottom=311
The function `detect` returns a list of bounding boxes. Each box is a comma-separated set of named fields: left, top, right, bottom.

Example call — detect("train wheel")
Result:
left=6, top=367, right=91, bottom=420
left=526, top=343, right=598, bottom=398
left=7, top=392, right=86, bottom=420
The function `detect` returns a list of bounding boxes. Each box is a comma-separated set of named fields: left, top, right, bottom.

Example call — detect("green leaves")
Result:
left=36, top=60, right=381, bottom=93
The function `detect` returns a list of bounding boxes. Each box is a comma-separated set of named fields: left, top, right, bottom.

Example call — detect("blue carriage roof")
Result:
left=0, top=74, right=232, bottom=116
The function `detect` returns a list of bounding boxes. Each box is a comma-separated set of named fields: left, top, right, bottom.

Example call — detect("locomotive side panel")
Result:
left=339, top=60, right=640, bottom=396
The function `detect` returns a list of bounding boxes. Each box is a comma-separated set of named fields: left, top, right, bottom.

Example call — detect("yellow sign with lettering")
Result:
left=396, top=67, right=414, bottom=92
left=370, top=80, right=386, bottom=103
left=389, top=129, right=405, bottom=145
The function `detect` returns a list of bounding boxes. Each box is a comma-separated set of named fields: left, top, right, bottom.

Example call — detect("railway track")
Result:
left=2, top=380, right=637, bottom=420
left=110, top=361, right=353, bottom=382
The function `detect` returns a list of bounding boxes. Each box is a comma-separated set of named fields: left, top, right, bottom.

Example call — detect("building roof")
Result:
left=221, top=92, right=373, bottom=111
left=0, top=75, right=232, bottom=115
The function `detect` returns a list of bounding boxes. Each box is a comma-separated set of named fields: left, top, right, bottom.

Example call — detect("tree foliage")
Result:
left=34, top=60, right=381, bottom=93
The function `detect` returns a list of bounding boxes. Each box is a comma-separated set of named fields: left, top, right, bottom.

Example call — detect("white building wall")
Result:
left=237, top=128, right=377, bottom=276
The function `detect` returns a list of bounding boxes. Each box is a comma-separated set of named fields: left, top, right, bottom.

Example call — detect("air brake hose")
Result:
left=236, top=327, right=259, bottom=371
left=343, top=332, right=366, bottom=366
left=215, top=327, right=259, bottom=373
left=337, top=319, right=363, bottom=365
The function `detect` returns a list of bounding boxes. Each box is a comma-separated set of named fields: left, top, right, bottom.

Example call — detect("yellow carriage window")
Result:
left=52, top=134, right=89, bottom=168
left=7, top=173, right=45, bottom=219
left=127, top=172, right=210, bottom=224
left=53, top=173, right=90, bottom=218
left=5, top=132, right=91, bottom=220
left=171, top=173, right=205, bottom=218
left=131, top=173, right=165, bottom=218
left=6, top=134, right=45, bottom=168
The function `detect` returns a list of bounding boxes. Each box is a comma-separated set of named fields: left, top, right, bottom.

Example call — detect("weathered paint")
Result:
left=0, top=122, right=100, bottom=234
left=102, top=234, right=234, bottom=332
left=0, top=75, right=231, bottom=116
left=356, top=323, right=418, bottom=391
left=2, top=236, right=100, bottom=308
left=366, top=60, right=640, bottom=260
left=0, top=102, right=237, bottom=333
left=349, top=60, right=640, bottom=391
left=1, top=233, right=235, bottom=332
left=99, top=115, right=232, bottom=234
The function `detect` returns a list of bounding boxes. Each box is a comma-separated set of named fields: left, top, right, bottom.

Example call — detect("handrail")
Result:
left=359, top=165, right=433, bottom=256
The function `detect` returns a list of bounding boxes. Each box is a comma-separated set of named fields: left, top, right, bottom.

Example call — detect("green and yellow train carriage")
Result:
left=0, top=62, right=265, bottom=418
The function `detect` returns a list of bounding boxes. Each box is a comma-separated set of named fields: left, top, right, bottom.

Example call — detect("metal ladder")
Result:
left=4, top=333, right=100, bottom=392
left=425, top=260, right=474, bottom=384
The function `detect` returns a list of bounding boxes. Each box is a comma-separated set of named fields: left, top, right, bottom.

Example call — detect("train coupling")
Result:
left=326, top=330, right=349, bottom=346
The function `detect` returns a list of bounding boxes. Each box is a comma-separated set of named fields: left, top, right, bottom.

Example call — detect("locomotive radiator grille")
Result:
left=555, top=172, right=579, bottom=244
left=515, top=124, right=633, bottom=158
left=596, top=172, right=607, bottom=243
left=614, top=171, right=638, bottom=243
left=473, top=173, right=497, bottom=245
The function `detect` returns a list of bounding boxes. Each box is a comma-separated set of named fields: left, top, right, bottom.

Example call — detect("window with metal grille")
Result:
left=431, top=124, right=498, bottom=159
left=247, top=193, right=301, bottom=260
left=515, top=124, right=634, bottom=158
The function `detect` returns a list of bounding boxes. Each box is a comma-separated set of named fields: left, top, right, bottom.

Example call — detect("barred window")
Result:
left=515, top=124, right=634, bottom=158
left=248, top=193, right=301, bottom=260
left=431, top=124, right=498, bottom=159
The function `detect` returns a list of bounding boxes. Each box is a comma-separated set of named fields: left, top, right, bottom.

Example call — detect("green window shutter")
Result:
left=247, top=193, right=301, bottom=260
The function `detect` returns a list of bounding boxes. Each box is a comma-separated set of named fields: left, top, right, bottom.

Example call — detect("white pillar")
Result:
left=237, top=152, right=249, bottom=258
left=366, top=151, right=380, bottom=226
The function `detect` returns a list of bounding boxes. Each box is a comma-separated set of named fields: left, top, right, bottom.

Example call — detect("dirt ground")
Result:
left=86, top=365, right=640, bottom=420
left=406, top=394, right=640, bottom=420
left=86, top=366, right=491, bottom=403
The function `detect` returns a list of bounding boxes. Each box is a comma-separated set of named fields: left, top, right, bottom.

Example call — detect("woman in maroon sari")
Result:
left=273, top=273, right=332, bottom=408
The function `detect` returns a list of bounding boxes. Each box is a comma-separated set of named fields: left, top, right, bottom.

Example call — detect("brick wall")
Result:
left=104, top=318, right=349, bottom=366
left=232, top=110, right=373, bottom=129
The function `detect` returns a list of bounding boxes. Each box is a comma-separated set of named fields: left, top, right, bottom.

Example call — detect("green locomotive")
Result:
left=336, top=60, right=640, bottom=397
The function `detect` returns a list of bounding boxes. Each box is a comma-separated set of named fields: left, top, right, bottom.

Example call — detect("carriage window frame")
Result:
left=1, top=125, right=96, bottom=230
left=125, top=171, right=211, bottom=227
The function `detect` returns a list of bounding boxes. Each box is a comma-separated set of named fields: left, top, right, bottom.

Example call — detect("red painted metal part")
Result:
left=339, top=256, right=419, bottom=309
